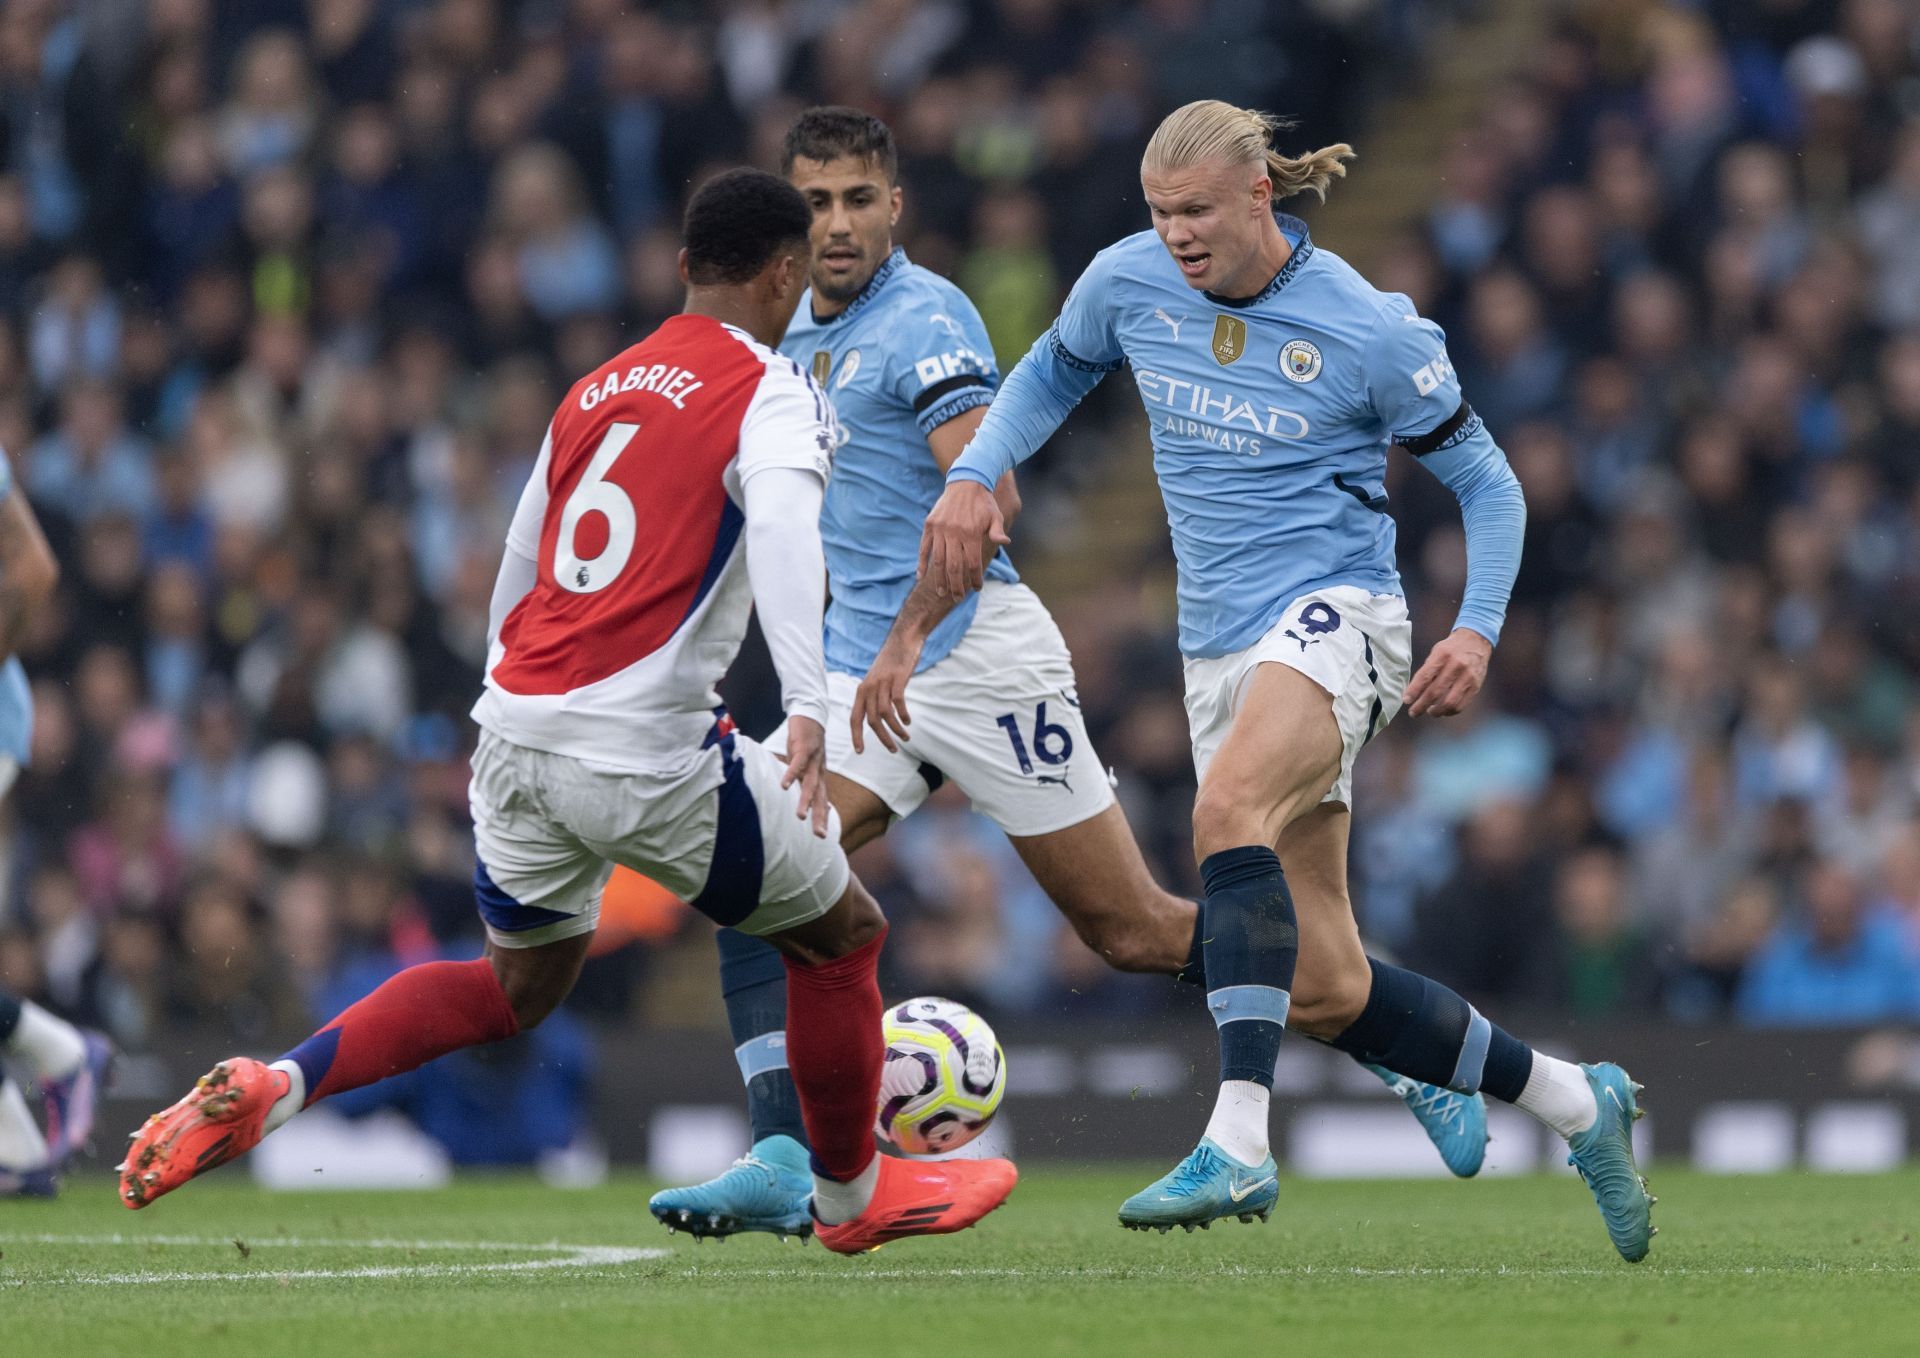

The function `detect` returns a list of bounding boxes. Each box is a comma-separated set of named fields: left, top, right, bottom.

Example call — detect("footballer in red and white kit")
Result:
left=118, top=170, right=1016, bottom=1253
left=468, top=310, right=852, bottom=945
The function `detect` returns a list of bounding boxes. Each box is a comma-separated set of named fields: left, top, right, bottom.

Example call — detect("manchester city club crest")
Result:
left=1280, top=339, right=1322, bottom=383
left=1210, top=314, right=1246, bottom=365
left=810, top=350, right=831, bottom=385
left=835, top=349, right=861, bottom=389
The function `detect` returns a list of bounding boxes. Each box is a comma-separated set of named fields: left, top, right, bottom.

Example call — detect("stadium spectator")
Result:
left=1738, top=859, right=1920, bottom=1026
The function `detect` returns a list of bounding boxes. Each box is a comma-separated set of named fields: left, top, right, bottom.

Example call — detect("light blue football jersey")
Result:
left=780, top=248, right=1018, bottom=676
left=0, top=449, right=32, bottom=765
left=950, top=215, right=1522, bottom=660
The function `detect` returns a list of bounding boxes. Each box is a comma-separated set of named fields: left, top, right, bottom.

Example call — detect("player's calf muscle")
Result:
left=1011, top=807, right=1194, bottom=973
left=1065, top=903, right=1185, bottom=973
left=1286, top=953, right=1373, bottom=1036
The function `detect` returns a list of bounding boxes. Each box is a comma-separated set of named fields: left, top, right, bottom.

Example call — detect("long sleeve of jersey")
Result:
left=948, top=249, right=1124, bottom=490
left=1364, top=304, right=1525, bottom=646
left=487, top=544, right=538, bottom=648
left=1419, top=421, right=1526, bottom=646
left=487, top=427, right=552, bottom=647
left=741, top=464, right=830, bottom=729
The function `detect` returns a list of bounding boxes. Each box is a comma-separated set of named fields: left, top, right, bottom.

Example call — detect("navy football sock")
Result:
left=1175, top=903, right=1207, bottom=986
left=1329, top=958, right=1534, bottom=1102
left=0, top=990, right=19, bottom=1044
left=716, top=928, right=808, bottom=1145
left=1199, top=847, right=1297, bottom=1086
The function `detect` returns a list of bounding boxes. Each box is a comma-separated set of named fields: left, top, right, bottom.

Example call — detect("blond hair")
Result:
left=1142, top=100, right=1354, bottom=203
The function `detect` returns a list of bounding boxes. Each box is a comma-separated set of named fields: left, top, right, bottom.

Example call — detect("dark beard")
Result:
left=812, top=270, right=865, bottom=305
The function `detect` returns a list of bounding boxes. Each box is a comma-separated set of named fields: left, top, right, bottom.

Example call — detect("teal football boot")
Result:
left=1565, top=1062, right=1656, bottom=1262
left=1364, top=1064, right=1488, bottom=1178
left=1118, top=1138, right=1278, bottom=1233
left=648, top=1134, right=814, bottom=1241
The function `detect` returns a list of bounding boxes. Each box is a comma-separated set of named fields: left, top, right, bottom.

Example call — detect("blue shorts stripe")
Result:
left=1206, top=984, right=1292, bottom=1028
left=734, top=1031, right=789, bottom=1083
left=689, top=732, right=764, bottom=928
left=473, top=861, right=578, bottom=934
left=1450, top=1005, right=1491, bottom=1094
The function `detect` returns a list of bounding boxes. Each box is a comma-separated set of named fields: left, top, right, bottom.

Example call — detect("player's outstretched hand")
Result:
left=1403, top=627, right=1492, bottom=718
left=851, top=633, right=921, bottom=756
left=782, top=715, right=831, bottom=837
left=919, top=480, right=1008, bottom=600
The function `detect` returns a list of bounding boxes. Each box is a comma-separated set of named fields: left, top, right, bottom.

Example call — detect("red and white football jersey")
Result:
left=472, top=314, right=836, bottom=771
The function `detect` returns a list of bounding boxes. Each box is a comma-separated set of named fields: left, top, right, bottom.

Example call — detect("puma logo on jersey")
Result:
left=1154, top=308, right=1186, bottom=341
left=1036, top=771, right=1073, bottom=794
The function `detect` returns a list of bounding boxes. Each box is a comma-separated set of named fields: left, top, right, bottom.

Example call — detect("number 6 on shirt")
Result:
left=555, top=422, right=640, bottom=594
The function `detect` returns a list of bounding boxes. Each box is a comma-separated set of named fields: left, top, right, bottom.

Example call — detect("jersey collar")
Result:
left=811, top=247, right=908, bottom=326
left=1203, top=213, right=1313, bottom=309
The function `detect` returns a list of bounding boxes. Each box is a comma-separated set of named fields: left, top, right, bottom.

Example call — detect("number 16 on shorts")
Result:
left=995, top=701, right=1074, bottom=775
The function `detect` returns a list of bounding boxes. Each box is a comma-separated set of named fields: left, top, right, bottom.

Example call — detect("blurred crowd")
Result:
left=1353, top=0, right=1920, bottom=1030
left=0, top=0, right=1914, bottom=1065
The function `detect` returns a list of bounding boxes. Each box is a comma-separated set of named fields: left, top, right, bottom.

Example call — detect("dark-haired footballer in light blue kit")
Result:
left=928, top=125, right=1652, bottom=1260
left=647, top=110, right=1491, bottom=1243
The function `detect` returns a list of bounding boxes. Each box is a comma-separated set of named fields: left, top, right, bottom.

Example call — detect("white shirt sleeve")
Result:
left=737, top=357, right=838, bottom=483
left=504, top=426, right=554, bottom=561
left=486, top=543, right=538, bottom=648
left=740, top=463, right=829, bottom=730
left=487, top=426, right=553, bottom=648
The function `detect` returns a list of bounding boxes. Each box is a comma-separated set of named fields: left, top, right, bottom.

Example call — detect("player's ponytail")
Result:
left=1143, top=100, right=1354, bottom=203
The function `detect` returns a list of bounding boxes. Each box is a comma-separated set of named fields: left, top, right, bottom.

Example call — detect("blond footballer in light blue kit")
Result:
left=927, top=100, right=1654, bottom=1258
left=651, top=107, right=1492, bottom=1243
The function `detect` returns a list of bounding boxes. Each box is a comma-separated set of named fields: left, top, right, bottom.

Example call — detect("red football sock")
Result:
left=783, top=929, right=886, bottom=1182
left=281, top=958, right=521, bottom=1105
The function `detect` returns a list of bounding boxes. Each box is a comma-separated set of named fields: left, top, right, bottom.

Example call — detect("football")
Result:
left=875, top=997, right=1008, bottom=1155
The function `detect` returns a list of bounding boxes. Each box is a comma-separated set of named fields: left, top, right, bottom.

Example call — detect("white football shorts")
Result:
left=469, top=722, right=849, bottom=949
left=767, top=581, right=1115, bottom=838
left=1183, top=585, right=1413, bottom=808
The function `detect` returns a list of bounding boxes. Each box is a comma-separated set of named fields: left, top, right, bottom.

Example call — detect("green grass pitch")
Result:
left=4, top=1166, right=1917, bottom=1357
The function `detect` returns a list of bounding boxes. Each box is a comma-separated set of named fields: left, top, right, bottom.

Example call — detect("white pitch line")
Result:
left=2, top=1233, right=627, bottom=1252
left=3, top=1233, right=668, bottom=1286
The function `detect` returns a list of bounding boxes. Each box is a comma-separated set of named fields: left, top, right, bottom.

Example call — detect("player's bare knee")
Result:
left=1190, top=785, right=1271, bottom=860
left=779, top=877, right=886, bottom=962
left=487, top=955, right=565, bottom=1030
left=833, top=886, right=887, bottom=954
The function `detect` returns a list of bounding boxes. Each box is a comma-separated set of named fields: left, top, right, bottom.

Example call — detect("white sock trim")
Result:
left=1202, top=1079, right=1271, bottom=1167
left=811, top=1154, right=880, bottom=1226
left=1514, top=1053, right=1599, bottom=1140
left=4, top=1001, right=87, bottom=1081
left=263, top=1060, right=306, bottom=1135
